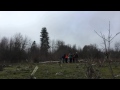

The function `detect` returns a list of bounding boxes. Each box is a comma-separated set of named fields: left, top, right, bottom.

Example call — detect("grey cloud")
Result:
left=0, top=11, right=120, bottom=49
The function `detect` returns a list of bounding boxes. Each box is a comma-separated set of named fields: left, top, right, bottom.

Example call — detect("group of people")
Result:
left=61, top=52, right=79, bottom=63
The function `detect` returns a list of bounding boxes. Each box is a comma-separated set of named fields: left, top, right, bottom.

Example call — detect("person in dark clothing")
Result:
left=73, top=53, right=75, bottom=63
left=69, top=53, right=73, bottom=63
left=62, top=54, right=66, bottom=63
left=74, top=52, right=78, bottom=63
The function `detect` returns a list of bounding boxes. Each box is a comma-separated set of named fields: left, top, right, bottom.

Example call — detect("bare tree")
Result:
left=0, top=37, right=9, bottom=49
left=21, top=36, right=29, bottom=51
left=10, top=33, right=30, bottom=63
left=0, top=37, right=9, bottom=62
left=94, top=21, right=120, bottom=79
left=114, top=42, right=120, bottom=52
left=49, top=39, right=57, bottom=53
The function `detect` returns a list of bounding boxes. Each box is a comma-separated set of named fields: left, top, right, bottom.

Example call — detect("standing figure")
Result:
left=74, top=52, right=78, bottom=63
left=73, top=53, right=75, bottom=63
left=69, top=53, right=73, bottom=63
left=62, top=54, right=66, bottom=63
left=65, top=54, right=68, bottom=63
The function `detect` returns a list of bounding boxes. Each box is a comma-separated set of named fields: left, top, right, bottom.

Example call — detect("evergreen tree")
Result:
left=40, top=27, right=50, bottom=60
left=31, top=41, right=39, bottom=63
left=31, top=41, right=37, bottom=54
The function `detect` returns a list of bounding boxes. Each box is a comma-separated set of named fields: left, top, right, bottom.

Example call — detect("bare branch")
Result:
left=94, top=30, right=108, bottom=41
left=110, top=40, right=113, bottom=44
left=94, top=30, right=103, bottom=38
left=110, top=32, right=120, bottom=41
left=116, top=32, right=120, bottom=35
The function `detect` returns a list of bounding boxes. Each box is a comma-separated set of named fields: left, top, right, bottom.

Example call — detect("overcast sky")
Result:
left=0, top=11, right=120, bottom=49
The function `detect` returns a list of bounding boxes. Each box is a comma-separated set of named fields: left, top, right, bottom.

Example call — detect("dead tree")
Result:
left=84, top=59, right=101, bottom=79
left=94, top=21, right=120, bottom=79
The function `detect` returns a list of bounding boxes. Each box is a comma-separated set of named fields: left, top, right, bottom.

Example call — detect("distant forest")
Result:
left=0, top=27, right=120, bottom=63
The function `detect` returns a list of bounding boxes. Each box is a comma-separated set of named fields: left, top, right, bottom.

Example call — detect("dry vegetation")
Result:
left=0, top=60, right=120, bottom=79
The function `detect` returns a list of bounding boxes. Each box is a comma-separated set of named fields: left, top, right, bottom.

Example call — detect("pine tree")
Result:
left=40, top=27, right=50, bottom=60
left=31, top=41, right=37, bottom=53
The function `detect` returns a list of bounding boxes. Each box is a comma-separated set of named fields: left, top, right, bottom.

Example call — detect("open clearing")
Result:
left=0, top=62, right=120, bottom=79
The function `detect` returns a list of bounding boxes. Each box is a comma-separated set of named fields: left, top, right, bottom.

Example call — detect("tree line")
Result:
left=0, top=27, right=120, bottom=63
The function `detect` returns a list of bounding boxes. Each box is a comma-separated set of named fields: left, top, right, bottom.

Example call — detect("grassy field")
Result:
left=0, top=62, right=120, bottom=79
